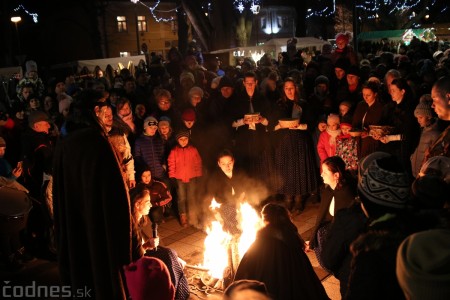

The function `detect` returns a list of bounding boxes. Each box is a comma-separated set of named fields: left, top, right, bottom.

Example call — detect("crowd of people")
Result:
left=0, top=33, right=450, bottom=300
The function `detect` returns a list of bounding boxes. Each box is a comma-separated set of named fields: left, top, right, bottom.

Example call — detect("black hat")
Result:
left=334, top=57, right=351, bottom=71
left=347, top=65, right=361, bottom=77
left=218, top=76, right=234, bottom=89
left=175, top=130, right=190, bottom=140
left=28, top=110, right=49, bottom=128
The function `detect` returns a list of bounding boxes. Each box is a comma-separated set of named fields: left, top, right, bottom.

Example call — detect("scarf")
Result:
left=326, top=127, right=341, bottom=146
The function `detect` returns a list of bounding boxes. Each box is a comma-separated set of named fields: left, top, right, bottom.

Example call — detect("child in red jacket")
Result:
left=168, top=130, right=202, bottom=227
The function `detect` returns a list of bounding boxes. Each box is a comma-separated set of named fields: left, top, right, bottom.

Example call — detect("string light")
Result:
left=13, top=4, right=38, bottom=23
left=306, top=0, right=336, bottom=18
left=131, top=0, right=176, bottom=22
left=307, top=0, right=448, bottom=20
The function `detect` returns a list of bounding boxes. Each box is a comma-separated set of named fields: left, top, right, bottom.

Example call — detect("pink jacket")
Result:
left=317, top=130, right=337, bottom=164
left=168, top=145, right=202, bottom=183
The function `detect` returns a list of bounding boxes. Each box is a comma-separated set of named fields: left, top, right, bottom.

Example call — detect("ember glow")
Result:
left=201, top=198, right=262, bottom=280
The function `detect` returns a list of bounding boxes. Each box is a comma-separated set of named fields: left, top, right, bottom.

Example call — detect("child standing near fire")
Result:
left=336, top=122, right=359, bottom=177
left=168, top=129, right=203, bottom=228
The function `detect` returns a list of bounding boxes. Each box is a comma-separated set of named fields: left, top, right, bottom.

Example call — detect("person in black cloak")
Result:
left=233, top=203, right=330, bottom=300
left=53, top=90, right=142, bottom=299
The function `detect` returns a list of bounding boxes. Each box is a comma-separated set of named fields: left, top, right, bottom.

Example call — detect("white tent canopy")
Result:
left=76, top=55, right=146, bottom=73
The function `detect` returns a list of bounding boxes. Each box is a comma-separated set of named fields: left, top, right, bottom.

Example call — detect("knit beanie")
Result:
left=218, top=76, right=234, bottom=89
left=414, top=99, right=434, bottom=118
left=26, top=60, right=38, bottom=73
left=176, top=129, right=190, bottom=140
left=334, top=57, right=350, bottom=71
left=336, top=32, right=350, bottom=44
left=143, top=116, right=158, bottom=129
left=188, top=86, right=204, bottom=98
left=347, top=65, right=361, bottom=77
left=358, top=156, right=410, bottom=209
left=327, top=113, right=340, bottom=126
left=340, top=122, right=352, bottom=129
left=124, top=256, right=175, bottom=300
left=315, top=75, right=329, bottom=86
left=396, top=229, right=450, bottom=300
left=180, top=71, right=195, bottom=84
left=181, top=108, right=196, bottom=122
left=28, top=111, right=49, bottom=128
left=158, top=116, right=171, bottom=128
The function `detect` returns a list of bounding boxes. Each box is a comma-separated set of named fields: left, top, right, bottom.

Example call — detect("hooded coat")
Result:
left=234, top=224, right=330, bottom=300
left=53, top=126, right=139, bottom=300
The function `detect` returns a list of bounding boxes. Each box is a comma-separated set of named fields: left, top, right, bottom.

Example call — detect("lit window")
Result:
left=117, top=16, right=127, bottom=32
left=137, top=16, right=147, bottom=32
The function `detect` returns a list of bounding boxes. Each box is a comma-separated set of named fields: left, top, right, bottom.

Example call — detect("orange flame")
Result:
left=201, top=199, right=262, bottom=279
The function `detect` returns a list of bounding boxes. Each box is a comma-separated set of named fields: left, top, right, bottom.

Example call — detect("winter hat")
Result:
left=188, top=86, right=204, bottom=98
left=25, top=60, right=38, bottom=73
left=327, top=113, right=340, bottom=126
left=360, top=59, right=371, bottom=68
left=124, top=256, right=175, bottom=300
left=181, top=108, right=196, bottom=122
left=218, top=76, right=234, bottom=89
left=358, top=152, right=391, bottom=184
left=28, top=110, right=49, bottom=128
left=336, top=32, right=350, bottom=44
left=176, top=129, right=190, bottom=140
left=315, top=75, right=329, bottom=86
left=396, top=229, right=450, bottom=300
left=0, top=137, right=5, bottom=147
left=58, top=98, right=71, bottom=114
left=358, top=156, right=410, bottom=209
left=347, top=65, right=361, bottom=77
left=158, top=116, right=171, bottom=128
left=334, top=57, right=350, bottom=72
left=340, top=122, right=352, bottom=129
left=433, top=50, right=444, bottom=62
left=414, top=97, right=434, bottom=118
left=143, top=116, right=158, bottom=129
left=180, top=71, right=195, bottom=84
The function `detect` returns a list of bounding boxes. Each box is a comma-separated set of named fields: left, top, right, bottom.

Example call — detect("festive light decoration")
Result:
left=306, top=0, right=336, bottom=18
left=14, top=4, right=38, bottom=23
left=307, top=0, right=448, bottom=21
left=130, top=0, right=176, bottom=22
left=233, top=0, right=261, bottom=15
